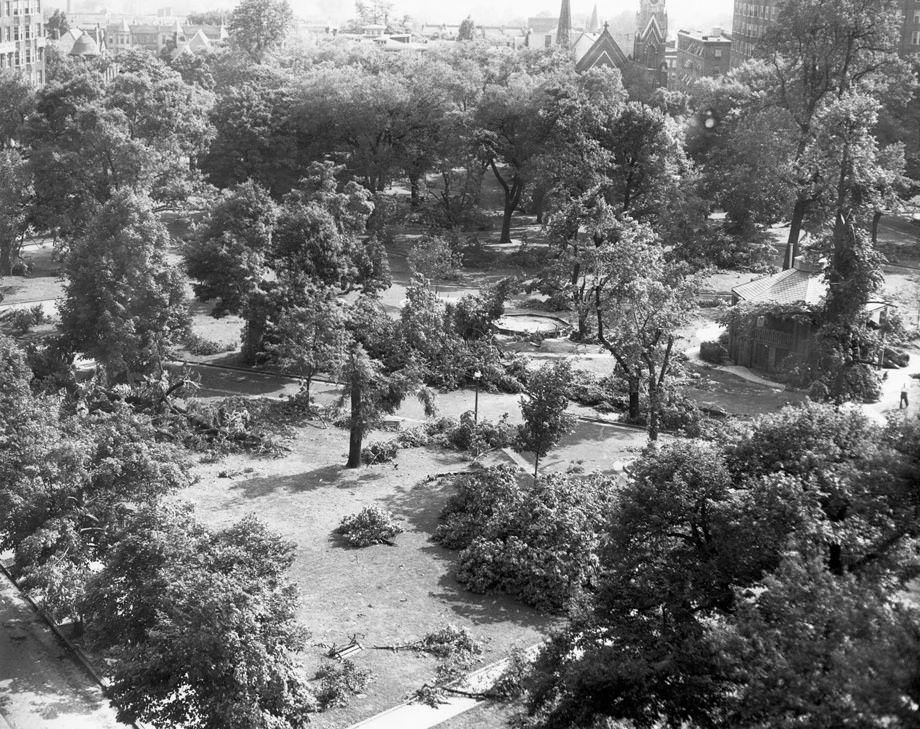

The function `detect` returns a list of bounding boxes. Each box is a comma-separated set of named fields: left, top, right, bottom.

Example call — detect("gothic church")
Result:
left=554, top=0, right=669, bottom=86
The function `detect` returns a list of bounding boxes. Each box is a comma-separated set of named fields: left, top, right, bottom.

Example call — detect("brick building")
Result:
left=902, top=0, right=920, bottom=56
left=675, top=27, right=731, bottom=90
left=730, top=0, right=778, bottom=67
left=0, top=0, right=46, bottom=84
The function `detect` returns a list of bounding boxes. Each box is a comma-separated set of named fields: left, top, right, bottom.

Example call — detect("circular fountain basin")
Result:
left=494, top=313, right=570, bottom=337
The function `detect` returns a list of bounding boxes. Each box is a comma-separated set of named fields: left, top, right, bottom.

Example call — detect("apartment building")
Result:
left=730, top=0, right=777, bottom=67
left=903, top=0, right=920, bottom=56
left=0, top=0, right=46, bottom=84
left=675, top=27, right=731, bottom=90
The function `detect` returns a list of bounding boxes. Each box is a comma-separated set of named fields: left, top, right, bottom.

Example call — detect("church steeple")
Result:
left=588, top=3, right=599, bottom=32
left=556, top=0, right=572, bottom=47
left=634, top=0, right=668, bottom=86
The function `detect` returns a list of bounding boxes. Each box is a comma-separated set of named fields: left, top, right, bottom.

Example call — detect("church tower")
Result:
left=557, top=0, right=572, bottom=47
left=634, top=0, right=668, bottom=85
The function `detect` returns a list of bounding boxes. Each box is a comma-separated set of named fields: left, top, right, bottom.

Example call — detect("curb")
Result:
left=0, top=562, right=145, bottom=729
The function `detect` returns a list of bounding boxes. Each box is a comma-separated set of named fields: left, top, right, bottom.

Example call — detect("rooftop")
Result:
left=732, top=266, right=826, bottom=306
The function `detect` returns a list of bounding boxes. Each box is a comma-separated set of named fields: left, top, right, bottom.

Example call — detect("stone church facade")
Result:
left=554, top=0, right=669, bottom=86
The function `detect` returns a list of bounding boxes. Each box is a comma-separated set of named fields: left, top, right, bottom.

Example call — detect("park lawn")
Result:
left=0, top=241, right=63, bottom=305
left=179, top=423, right=557, bottom=728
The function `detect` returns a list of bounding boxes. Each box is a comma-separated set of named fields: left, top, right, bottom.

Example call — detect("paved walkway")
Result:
left=346, top=647, right=541, bottom=729
left=0, top=573, right=123, bottom=729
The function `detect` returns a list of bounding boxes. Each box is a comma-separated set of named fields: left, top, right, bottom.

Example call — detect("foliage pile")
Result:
left=360, top=439, right=400, bottom=464
left=76, top=377, right=289, bottom=457
left=418, top=625, right=482, bottom=659
left=434, top=466, right=613, bottom=612
left=315, top=660, right=372, bottom=710
left=427, top=411, right=517, bottom=455
left=336, top=506, right=403, bottom=547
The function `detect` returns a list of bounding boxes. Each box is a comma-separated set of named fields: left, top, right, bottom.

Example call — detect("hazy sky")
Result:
left=293, top=0, right=735, bottom=29
left=67, top=0, right=734, bottom=35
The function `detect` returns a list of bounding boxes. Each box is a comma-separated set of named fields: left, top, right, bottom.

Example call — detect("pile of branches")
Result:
left=78, top=374, right=289, bottom=457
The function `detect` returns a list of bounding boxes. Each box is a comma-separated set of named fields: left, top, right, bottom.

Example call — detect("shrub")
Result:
left=361, top=440, right=399, bottom=464
left=700, top=339, right=728, bottom=365
left=5, top=305, right=46, bottom=336
left=336, top=506, right=403, bottom=547
left=658, top=388, right=705, bottom=437
left=315, top=660, right=371, bottom=710
left=435, top=467, right=613, bottom=612
left=184, top=333, right=236, bottom=356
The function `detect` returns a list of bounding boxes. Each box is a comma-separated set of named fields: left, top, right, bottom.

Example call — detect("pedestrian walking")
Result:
left=900, top=381, right=909, bottom=410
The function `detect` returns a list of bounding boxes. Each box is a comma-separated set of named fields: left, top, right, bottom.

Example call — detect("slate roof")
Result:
left=575, top=25, right=629, bottom=72
left=69, top=32, right=102, bottom=57
left=732, top=268, right=827, bottom=305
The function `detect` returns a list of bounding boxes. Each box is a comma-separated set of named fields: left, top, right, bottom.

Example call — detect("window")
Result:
left=714, top=48, right=723, bottom=57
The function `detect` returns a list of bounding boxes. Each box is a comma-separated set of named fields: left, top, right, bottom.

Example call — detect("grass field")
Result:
left=180, top=424, right=558, bottom=727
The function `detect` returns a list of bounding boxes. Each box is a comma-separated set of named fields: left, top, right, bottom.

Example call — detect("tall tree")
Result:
left=0, top=149, right=33, bottom=275
left=60, top=189, right=189, bottom=382
left=268, top=286, right=346, bottom=403
left=474, top=70, right=557, bottom=243
left=516, top=360, right=576, bottom=481
left=756, top=0, right=905, bottom=267
left=185, top=180, right=278, bottom=318
left=340, top=296, right=433, bottom=468
left=593, top=215, right=697, bottom=438
left=0, top=70, right=35, bottom=144
left=202, top=73, right=304, bottom=195
left=228, top=0, right=294, bottom=62
left=45, top=8, right=70, bottom=38
left=82, top=506, right=315, bottom=729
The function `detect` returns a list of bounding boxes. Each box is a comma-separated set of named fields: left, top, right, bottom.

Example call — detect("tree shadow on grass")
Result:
left=231, top=464, right=384, bottom=499
left=429, top=568, right=558, bottom=631
left=377, top=466, right=461, bottom=535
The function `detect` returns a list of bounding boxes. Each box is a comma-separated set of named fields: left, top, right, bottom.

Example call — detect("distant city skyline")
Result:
left=60, top=0, right=734, bottom=35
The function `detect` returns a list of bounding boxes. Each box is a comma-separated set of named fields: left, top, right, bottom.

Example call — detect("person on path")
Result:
left=900, top=381, right=910, bottom=410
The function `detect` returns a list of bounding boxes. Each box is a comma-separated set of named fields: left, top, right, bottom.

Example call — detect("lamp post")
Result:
left=473, top=370, right=482, bottom=423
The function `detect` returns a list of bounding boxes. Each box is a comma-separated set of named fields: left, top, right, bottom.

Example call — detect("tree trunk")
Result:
left=410, top=176, right=421, bottom=208
left=0, top=243, right=10, bottom=276
left=533, top=453, right=539, bottom=483
left=500, top=192, right=517, bottom=244
left=871, top=210, right=882, bottom=243
left=647, top=374, right=660, bottom=441
left=783, top=198, right=809, bottom=270
left=346, top=377, right=363, bottom=468
left=628, top=377, right=641, bottom=422
left=576, top=309, right=590, bottom=340
left=829, top=542, right=843, bottom=575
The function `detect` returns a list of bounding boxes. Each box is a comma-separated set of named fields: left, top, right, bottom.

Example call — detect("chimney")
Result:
left=711, top=27, right=723, bottom=37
